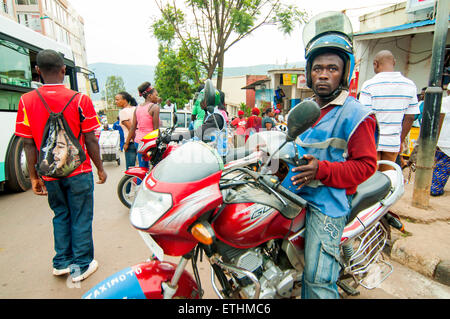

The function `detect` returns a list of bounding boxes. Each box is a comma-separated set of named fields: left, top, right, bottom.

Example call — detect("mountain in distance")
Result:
left=88, top=63, right=156, bottom=102
left=88, top=61, right=305, bottom=101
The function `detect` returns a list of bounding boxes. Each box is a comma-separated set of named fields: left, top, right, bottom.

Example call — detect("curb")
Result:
left=435, top=260, right=450, bottom=286
left=388, top=235, right=450, bottom=287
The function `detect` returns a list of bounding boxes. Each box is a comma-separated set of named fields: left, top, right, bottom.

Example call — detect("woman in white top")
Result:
left=115, top=91, right=137, bottom=169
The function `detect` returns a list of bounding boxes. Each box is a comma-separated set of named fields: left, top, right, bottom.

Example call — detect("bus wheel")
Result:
left=6, top=137, right=31, bottom=192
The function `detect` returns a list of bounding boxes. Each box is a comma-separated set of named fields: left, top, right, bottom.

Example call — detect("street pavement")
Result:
left=389, top=168, right=450, bottom=287
left=0, top=151, right=449, bottom=299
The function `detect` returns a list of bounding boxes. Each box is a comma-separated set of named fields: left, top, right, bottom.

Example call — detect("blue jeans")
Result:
left=135, top=142, right=149, bottom=169
left=125, top=142, right=137, bottom=169
left=44, top=172, right=94, bottom=274
left=301, top=196, right=352, bottom=299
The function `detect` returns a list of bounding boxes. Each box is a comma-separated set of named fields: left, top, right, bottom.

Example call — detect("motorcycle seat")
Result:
left=224, top=146, right=251, bottom=163
left=348, top=171, right=392, bottom=222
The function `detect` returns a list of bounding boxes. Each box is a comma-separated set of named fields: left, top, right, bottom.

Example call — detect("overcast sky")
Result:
left=70, top=0, right=405, bottom=67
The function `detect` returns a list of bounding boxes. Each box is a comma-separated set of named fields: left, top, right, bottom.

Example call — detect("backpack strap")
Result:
left=35, top=89, right=81, bottom=138
left=35, top=88, right=79, bottom=114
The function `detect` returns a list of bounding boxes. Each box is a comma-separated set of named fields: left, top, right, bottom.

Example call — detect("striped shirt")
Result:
left=359, top=72, right=419, bottom=152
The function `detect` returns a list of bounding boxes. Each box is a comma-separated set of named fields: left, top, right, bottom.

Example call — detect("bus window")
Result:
left=176, top=113, right=185, bottom=128
left=0, top=91, right=22, bottom=111
left=160, top=112, right=172, bottom=128
left=0, top=39, right=32, bottom=87
left=186, top=115, right=192, bottom=128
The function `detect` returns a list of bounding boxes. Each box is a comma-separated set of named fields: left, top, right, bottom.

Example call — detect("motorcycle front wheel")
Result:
left=117, top=175, right=142, bottom=208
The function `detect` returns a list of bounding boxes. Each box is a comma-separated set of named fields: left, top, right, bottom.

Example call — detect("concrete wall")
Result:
left=359, top=2, right=408, bottom=33
left=355, top=31, right=450, bottom=93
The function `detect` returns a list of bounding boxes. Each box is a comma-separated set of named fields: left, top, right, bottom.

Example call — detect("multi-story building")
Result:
left=0, top=0, right=91, bottom=94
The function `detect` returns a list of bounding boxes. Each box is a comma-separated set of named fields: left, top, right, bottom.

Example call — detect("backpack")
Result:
left=34, top=89, right=86, bottom=178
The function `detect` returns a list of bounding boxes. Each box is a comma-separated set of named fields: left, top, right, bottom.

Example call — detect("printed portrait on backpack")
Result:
left=53, top=130, right=70, bottom=169
left=38, top=125, right=83, bottom=177
left=51, top=129, right=82, bottom=176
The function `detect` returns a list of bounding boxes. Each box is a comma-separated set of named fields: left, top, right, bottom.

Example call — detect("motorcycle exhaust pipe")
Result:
left=384, top=212, right=405, bottom=233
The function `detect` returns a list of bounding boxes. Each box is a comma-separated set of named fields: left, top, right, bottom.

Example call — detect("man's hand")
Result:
left=96, top=169, right=107, bottom=184
left=290, top=154, right=319, bottom=190
left=31, top=177, right=47, bottom=196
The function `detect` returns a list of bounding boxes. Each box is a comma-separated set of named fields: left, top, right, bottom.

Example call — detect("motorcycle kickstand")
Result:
left=162, top=257, right=189, bottom=299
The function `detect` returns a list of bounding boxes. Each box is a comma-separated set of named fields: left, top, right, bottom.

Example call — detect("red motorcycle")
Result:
left=117, top=124, right=180, bottom=208
left=85, top=100, right=405, bottom=299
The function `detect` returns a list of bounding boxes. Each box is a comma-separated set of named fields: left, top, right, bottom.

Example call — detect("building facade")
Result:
left=1, top=0, right=91, bottom=94
left=354, top=0, right=450, bottom=93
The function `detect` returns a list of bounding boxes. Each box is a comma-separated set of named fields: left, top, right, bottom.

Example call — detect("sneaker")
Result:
left=71, top=260, right=98, bottom=283
left=52, top=267, right=70, bottom=276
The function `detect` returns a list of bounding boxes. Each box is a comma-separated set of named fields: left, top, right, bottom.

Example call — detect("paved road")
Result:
left=1, top=152, right=449, bottom=299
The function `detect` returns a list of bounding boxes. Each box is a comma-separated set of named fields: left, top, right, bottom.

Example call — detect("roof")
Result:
left=241, top=77, right=270, bottom=90
left=267, top=67, right=305, bottom=73
left=355, top=18, right=449, bottom=39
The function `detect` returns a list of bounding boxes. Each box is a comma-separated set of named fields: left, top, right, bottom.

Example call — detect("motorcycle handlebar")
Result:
left=229, top=167, right=307, bottom=208
left=259, top=175, right=307, bottom=208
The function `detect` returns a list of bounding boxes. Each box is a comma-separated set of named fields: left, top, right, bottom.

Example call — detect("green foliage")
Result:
left=153, top=0, right=308, bottom=88
left=102, top=75, right=126, bottom=109
left=273, top=4, right=308, bottom=34
left=239, top=102, right=251, bottom=117
left=152, top=17, right=204, bottom=108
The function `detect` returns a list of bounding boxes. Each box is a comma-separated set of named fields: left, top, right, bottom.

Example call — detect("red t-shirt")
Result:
left=313, top=106, right=378, bottom=195
left=15, top=84, right=101, bottom=181
left=245, top=115, right=262, bottom=132
left=231, top=117, right=247, bottom=135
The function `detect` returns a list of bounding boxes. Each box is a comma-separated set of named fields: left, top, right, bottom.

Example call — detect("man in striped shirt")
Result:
left=359, top=50, right=420, bottom=171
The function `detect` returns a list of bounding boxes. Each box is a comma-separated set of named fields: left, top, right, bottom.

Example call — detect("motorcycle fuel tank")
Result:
left=212, top=202, right=306, bottom=249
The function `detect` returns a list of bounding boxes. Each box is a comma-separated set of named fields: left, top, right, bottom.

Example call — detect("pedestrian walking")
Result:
left=359, top=50, right=420, bottom=171
left=261, top=107, right=275, bottom=130
left=245, top=107, right=262, bottom=142
left=14, top=49, right=107, bottom=283
left=191, top=84, right=206, bottom=129
left=124, top=82, right=160, bottom=168
left=115, top=91, right=137, bottom=168
left=431, top=88, right=450, bottom=196
left=163, top=99, right=174, bottom=111
left=291, top=11, right=377, bottom=299
left=231, top=110, right=247, bottom=147
left=112, top=116, right=125, bottom=151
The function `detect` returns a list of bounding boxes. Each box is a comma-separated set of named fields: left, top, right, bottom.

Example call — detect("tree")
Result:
left=102, top=76, right=126, bottom=109
left=152, top=18, right=204, bottom=108
left=154, top=0, right=307, bottom=90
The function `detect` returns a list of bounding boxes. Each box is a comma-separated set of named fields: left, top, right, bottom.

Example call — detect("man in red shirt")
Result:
left=245, top=107, right=262, bottom=142
left=231, top=110, right=247, bottom=147
left=15, top=49, right=106, bottom=283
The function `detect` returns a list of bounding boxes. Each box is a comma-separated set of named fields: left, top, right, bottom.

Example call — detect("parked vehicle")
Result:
left=117, top=115, right=181, bottom=208
left=84, top=100, right=405, bottom=299
left=0, top=14, right=99, bottom=192
left=160, top=109, right=192, bottom=135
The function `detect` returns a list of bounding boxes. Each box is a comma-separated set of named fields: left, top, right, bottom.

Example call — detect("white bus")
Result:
left=0, top=15, right=98, bottom=192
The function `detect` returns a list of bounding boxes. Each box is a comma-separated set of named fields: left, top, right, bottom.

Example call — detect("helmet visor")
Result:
left=302, top=11, right=353, bottom=48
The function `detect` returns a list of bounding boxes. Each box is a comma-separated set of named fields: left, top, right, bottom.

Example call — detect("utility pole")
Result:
left=412, top=0, right=449, bottom=209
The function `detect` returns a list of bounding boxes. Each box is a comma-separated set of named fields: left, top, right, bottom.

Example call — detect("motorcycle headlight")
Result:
left=129, top=185, right=172, bottom=230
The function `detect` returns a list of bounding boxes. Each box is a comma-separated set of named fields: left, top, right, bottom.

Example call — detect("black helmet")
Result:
left=303, top=11, right=355, bottom=89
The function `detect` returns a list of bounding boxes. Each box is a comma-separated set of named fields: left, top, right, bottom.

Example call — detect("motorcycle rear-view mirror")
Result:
left=286, top=100, right=321, bottom=141
left=204, top=79, right=216, bottom=108
left=89, top=78, right=99, bottom=94
left=172, top=112, right=178, bottom=126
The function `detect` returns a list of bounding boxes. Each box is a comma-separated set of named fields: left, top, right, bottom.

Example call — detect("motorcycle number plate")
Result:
left=138, top=231, right=164, bottom=261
